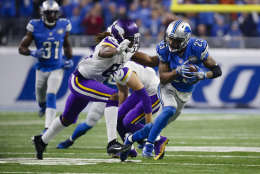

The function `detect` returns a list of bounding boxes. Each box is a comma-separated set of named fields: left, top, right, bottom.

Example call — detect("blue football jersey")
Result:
left=156, top=37, right=209, bottom=92
left=26, top=18, right=72, bottom=71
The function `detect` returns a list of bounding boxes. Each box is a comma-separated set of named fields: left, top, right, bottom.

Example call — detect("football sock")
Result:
left=104, top=106, right=118, bottom=143
left=147, top=106, right=176, bottom=143
left=42, top=116, right=65, bottom=144
left=45, top=93, right=57, bottom=128
left=45, top=108, right=56, bottom=128
left=132, top=123, right=153, bottom=142
left=71, top=122, right=92, bottom=141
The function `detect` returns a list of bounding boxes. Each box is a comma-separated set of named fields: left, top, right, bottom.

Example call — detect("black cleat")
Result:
left=107, top=139, right=131, bottom=155
left=32, top=135, right=47, bottom=160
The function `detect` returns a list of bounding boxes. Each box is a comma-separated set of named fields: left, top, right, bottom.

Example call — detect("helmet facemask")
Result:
left=111, top=19, right=140, bottom=53
left=126, top=33, right=140, bottom=53
left=41, top=1, right=60, bottom=27
left=166, top=20, right=191, bottom=52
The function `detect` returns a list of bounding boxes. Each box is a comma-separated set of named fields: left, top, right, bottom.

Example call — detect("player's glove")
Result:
left=30, top=48, right=44, bottom=59
left=189, top=65, right=207, bottom=80
left=63, top=59, right=74, bottom=69
left=176, top=65, right=191, bottom=78
left=117, top=39, right=131, bottom=55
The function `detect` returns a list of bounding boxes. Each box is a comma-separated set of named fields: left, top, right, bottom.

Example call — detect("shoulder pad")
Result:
left=101, top=36, right=119, bottom=48
left=26, top=19, right=40, bottom=32
left=191, top=38, right=209, bottom=61
left=156, top=40, right=169, bottom=62
left=58, top=18, right=72, bottom=32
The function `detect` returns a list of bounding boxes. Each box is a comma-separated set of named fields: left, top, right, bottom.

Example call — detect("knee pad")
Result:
left=47, top=93, right=56, bottom=109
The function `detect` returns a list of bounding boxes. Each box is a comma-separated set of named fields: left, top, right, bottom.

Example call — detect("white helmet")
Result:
left=166, top=20, right=192, bottom=52
left=41, top=0, right=60, bottom=26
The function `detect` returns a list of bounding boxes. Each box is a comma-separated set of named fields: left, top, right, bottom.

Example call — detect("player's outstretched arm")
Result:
left=18, top=32, right=34, bottom=56
left=159, top=61, right=179, bottom=85
left=203, top=56, right=222, bottom=79
left=63, top=32, right=73, bottom=59
left=131, top=52, right=159, bottom=67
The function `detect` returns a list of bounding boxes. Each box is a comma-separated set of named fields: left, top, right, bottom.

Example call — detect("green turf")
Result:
left=0, top=112, right=260, bottom=174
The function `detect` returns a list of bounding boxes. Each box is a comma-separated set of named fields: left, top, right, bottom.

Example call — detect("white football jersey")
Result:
left=124, top=61, right=159, bottom=96
left=77, top=36, right=126, bottom=82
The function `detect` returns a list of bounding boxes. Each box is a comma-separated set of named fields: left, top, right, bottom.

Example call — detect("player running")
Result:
left=120, top=19, right=222, bottom=161
left=18, top=0, right=73, bottom=132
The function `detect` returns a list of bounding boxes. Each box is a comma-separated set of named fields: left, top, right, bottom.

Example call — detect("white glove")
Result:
left=117, top=39, right=130, bottom=54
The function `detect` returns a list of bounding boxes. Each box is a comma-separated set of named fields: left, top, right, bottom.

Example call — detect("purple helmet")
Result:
left=110, top=19, right=140, bottom=52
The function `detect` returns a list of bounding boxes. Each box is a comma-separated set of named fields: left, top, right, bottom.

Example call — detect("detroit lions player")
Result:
left=32, top=19, right=156, bottom=160
left=18, top=0, right=73, bottom=132
left=120, top=20, right=222, bottom=161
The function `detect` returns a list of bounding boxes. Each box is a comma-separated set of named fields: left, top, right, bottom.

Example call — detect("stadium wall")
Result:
left=0, top=47, right=259, bottom=111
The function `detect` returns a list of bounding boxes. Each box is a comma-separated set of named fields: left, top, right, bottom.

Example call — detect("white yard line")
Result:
left=166, top=146, right=260, bottom=152
left=166, top=154, right=260, bottom=158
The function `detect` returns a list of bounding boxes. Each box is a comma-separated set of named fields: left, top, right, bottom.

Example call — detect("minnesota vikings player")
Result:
left=120, top=20, right=222, bottom=161
left=117, top=61, right=168, bottom=157
left=32, top=19, right=156, bottom=160
left=18, top=0, right=73, bottom=132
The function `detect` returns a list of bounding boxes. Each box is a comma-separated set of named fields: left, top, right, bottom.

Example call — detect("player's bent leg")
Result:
left=147, top=106, right=176, bottom=144
left=141, top=106, right=175, bottom=158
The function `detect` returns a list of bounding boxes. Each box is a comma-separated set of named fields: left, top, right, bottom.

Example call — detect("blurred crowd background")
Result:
left=1, top=0, right=260, bottom=48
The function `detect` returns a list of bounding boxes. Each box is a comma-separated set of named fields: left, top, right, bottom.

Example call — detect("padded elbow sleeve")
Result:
left=210, top=65, right=222, bottom=78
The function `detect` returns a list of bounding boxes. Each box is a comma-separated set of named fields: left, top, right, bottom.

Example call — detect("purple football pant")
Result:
left=117, top=93, right=160, bottom=141
left=62, top=72, right=118, bottom=124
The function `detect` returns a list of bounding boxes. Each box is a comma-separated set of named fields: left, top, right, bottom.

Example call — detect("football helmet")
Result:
left=165, top=20, right=191, bottom=52
left=41, top=0, right=60, bottom=27
left=110, top=19, right=140, bottom=53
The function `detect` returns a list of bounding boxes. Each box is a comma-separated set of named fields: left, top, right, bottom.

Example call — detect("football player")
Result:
left=18, top=0, right=73, bottom=132
left=120, top=19, right=222, bottom=161
left=31, top=18, right=158, bottom=160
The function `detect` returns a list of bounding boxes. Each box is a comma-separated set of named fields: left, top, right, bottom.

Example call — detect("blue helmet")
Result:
left=166, top=20, right=192, bottom=52
left=110, top=19, right=140, bottom=52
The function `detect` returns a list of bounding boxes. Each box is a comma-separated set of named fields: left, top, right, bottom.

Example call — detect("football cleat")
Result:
left=142, top=143, right=154, bottom=158
left=154, top=136, right=169, bottom=160
left=107, top=139, right=130, bottom=155
left=57, top=139, right=74, bottom=149
left=120, top=135, right=133, bottom=162
left=32, top=135, right=47, bottom=160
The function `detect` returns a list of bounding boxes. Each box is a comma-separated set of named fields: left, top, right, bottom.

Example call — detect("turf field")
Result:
left=0, top=112, right=260, bottom=174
